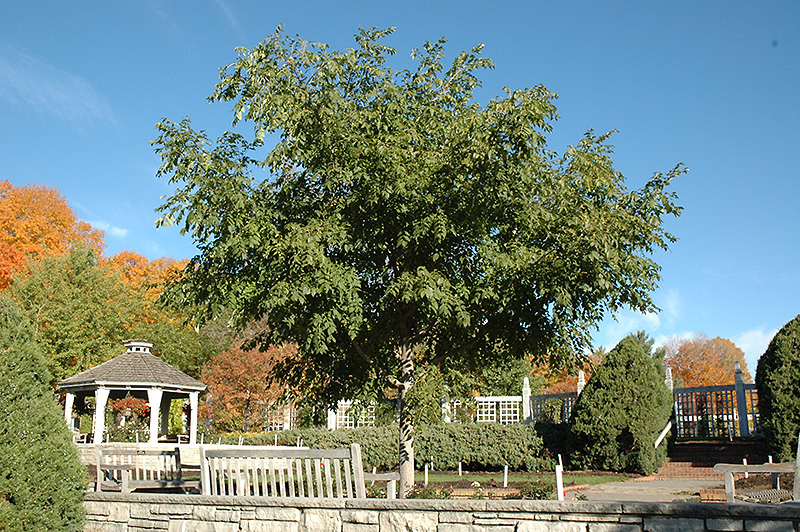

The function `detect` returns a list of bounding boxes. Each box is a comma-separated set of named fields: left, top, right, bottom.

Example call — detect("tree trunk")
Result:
left=396, top=344, right=415, bottom=497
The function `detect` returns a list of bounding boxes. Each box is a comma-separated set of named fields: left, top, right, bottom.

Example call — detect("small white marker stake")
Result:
left=743, top=458, right=748, bottom=479
left=458, top=462, right=462, bottom=476
left=556, top=454, right=564, bottom=501
left=424, top=464, right=429, bottom=486
left=504, top=465, right=508, bottom=488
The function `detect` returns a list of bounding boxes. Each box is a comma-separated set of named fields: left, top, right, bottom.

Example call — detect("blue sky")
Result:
left=2, top=2, right=798, bottom=373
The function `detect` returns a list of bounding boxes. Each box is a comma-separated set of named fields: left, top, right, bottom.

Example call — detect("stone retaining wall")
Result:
left=84, top=492, right=800, bottom=532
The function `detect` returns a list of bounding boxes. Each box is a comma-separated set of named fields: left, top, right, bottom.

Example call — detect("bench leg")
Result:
left=724, top=472, right=735, bottom=503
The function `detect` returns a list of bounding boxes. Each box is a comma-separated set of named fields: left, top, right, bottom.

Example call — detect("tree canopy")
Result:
left=665, top=333, right=751, bottom=387
left=152, top=26, right=683, bottom=489
left=0, top=180, right=104, bottom=289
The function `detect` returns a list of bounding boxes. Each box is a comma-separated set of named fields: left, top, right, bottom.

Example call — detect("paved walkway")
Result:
left=567, top=477, right=724, bottom=503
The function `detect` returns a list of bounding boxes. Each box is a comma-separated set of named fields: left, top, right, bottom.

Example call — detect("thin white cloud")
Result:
left=735, top=328, right=778, bottom=375
left=90, top=220, right=129, bottom=239
left=212, top=0, right=241, bottom=32
left=0, top=44, right=115, bottom=125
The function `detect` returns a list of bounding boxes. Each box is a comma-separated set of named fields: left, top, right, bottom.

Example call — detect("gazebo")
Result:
left=58, top=339, right=206, bottom=444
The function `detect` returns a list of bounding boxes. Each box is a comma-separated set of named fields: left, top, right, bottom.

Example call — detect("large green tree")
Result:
left=153, top=27, right=683, bottom=492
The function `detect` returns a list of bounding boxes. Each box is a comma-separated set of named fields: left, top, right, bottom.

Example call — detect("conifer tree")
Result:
left=0, top=296, right=86, bottom=532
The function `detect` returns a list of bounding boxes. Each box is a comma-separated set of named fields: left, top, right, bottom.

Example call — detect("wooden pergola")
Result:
left=58, top=339, right=206, bottom=444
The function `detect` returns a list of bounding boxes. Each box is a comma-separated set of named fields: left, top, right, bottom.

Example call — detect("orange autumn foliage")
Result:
left=0, top=180, right=104, bottom=289
left=664, top=334, right=751, bottom=387
left=535, top=349, right=605, bottom=394
left=105, top=250, right=188, bottom=301
left=201, top=343, right=299, bottom=432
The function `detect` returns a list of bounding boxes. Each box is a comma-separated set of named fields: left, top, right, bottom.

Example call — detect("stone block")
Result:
left=167, top=520, right=239, bottom=532
left=130, top=502, right=154, bottom=519
left=744, top=521, right=794, bottom=532
left=438, top=511, right=474, bottom=524
left=706, top=518, right=743, bottom=531
left=301, top=508, right=343, bottom=532
left=255, top=506, right=302, bottom=522
left=192, top=505, right=216, bottom=521
left=106, top=505, right=130, bottom=523
left=215, top=509, right=241, bottom=522
left=342, top=523, right=378, bottom=532
left=516, top=521, right=587, bottom=532
left=241, top=520, right=300, bottom=532
left=85, top=501, right=111, bottom=516
left=643, top=518, right=704, bottom=532
left=380, top=511, right=438, bottom=532
left=154, top=504, right=192, bottom=515
left=86, top=522, right=127, bottom=532
left=342, top=510, right=379, bottom=524
left=437, top=525, right=500, bottom=532
left=588, top=523, right=641, bottom=532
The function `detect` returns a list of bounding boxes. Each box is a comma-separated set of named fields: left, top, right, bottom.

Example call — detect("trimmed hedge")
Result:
left=756, top=314, right=800, bottom=461
left=0, top=297, right=86, bottom=532
left=568, top=334, right=672, bottom=475
left=223, top=422, right=554, bottom=472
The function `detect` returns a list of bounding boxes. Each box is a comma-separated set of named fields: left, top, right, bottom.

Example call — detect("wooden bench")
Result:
left=96, top=446, right=186, bottom=493
left=200, top=443, right=399, bottom=499
left=713, top=434, right=800, bottom=504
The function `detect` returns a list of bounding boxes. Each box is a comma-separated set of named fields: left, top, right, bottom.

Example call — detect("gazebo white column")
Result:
left=148, top=388, right=163, bottom=444
left=64, top=392, right=75, bottom=428
left=93, top=387, right=110, bottom=443
left=189, top=392, right=199, bottom=444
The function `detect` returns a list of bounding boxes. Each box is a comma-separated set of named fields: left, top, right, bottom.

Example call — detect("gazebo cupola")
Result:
left=58, top=339, right=206, bottom=444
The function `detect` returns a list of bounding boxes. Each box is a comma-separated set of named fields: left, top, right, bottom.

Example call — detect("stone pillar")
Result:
left=64, top=392, right=75, bottom=429
left=522, top=377, right=532, bottom=424
left=93, top=388, right=109, bottom=443
left=147, top=388, right=163, bottom=444
left=735, top=362, right=750, bottom=437
left=189, top=392, right=199, bottom=444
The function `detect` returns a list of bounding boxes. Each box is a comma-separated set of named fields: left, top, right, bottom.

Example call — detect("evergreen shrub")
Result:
left=568, top=334, right=672, bottom=475
left=756, top=314, right=800, bottom=461
left=0, top=297, right=86, bottom=532
left=227, top=422, right=554, bottom=472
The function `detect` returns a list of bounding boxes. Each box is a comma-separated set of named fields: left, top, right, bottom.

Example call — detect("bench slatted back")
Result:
left=96, top=447, right=182, bottom=484
left=200, top=444, right=366, bottom=498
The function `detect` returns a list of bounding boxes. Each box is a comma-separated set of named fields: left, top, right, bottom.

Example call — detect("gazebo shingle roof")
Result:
left=58, top=339, right=205, bottom=392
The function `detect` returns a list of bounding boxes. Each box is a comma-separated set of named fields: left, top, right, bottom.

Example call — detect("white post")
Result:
left=327, top=407, right=338, bottom=430
left=504, top=465, right=508, bottom=488
left=665, top=367, right=674, bottom=391
left=147, top=388, right=163, bottom=444
left=522, top=378, right=532, bottom=423
left=458, top=462, right=462, bottom=476
left=555, top=454, right=564, bottom=501
left=93, top=388, right=109, bottom=444
left=743, top=458, right=748, bottom=479
left=424, top=464, right=429, bottom=486
left=64, top=392, right=75, bottom=429
left=189, top=392, right=199, bottom=444
left=577, top=370, right=586, bottom=395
